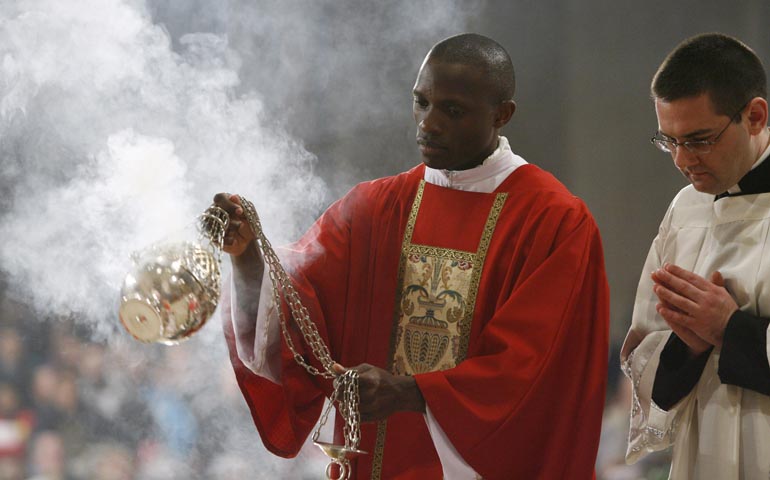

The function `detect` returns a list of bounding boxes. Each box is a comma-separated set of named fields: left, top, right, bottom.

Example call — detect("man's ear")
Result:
left=494, top=100, right=516, bottom=128
left=747, top=97, right=768, bottom=135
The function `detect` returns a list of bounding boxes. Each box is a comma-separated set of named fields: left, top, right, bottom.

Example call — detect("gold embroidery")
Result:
left=371, top=181, right=507, bottom=478
left=400, top=180, right=425, bottom=253
left=408, top=245, right=475, bottom=261
left=370, top=421, right=387, bottom=480
left=395, top=255, right=471, bottom=374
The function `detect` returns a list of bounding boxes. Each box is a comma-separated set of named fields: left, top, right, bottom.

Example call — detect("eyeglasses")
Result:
left=650, top=101, right=748, bottom=155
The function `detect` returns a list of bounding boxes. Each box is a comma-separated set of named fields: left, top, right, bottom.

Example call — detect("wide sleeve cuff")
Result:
left=718, top=310, right=770, bottom=395
left=229, top=268, right=283, bottom=383
left=652, top=333, right=712, bottom=410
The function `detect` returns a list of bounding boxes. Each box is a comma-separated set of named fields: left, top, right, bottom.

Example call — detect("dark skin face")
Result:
left=413, top=57, right=515, bottom=170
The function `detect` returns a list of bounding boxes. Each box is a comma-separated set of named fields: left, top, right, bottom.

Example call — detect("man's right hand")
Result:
left=652, top=265, right=737, bottom=356
left=213, top=193, right=256, bottom=257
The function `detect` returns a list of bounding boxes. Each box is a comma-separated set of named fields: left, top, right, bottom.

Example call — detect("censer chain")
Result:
left=235, top=196, right=361, bottom=458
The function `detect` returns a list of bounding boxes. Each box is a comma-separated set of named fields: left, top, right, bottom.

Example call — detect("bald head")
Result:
left=426, top=33, right=515, bottom=103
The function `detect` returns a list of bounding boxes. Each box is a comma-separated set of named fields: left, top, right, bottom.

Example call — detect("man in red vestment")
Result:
left=216, top=33, right=609, bottom=479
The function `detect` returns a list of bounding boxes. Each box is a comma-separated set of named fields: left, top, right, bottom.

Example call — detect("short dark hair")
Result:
left=652, top=33, right=767, bottom=117
left=428, top=33, right=515, bottom=103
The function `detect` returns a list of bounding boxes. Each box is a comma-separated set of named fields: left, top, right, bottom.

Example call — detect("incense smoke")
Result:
left=0, top=0, right=325, bottom=331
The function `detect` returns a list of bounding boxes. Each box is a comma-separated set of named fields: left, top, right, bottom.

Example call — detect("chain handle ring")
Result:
left=199, top=205, right=230, bottom=262
left=325, top=460, right=349, bottom=480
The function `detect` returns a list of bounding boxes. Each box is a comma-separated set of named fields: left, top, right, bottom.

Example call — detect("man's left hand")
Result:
left=651, top=263, right=739, bottom=348
left=333, top=363, right=425, bottom=422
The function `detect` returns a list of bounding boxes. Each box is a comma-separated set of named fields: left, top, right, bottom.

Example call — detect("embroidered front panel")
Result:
left=387, top=183, right=507, bottom=373
left=370, top=180, right=507, bottom=480
left=391, top=247, right=476, bottom=374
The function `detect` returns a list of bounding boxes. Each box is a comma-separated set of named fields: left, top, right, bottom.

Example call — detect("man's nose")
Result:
left=418, top=108, right=442, bottom=135
left=673, top=146, right=699, bottom=168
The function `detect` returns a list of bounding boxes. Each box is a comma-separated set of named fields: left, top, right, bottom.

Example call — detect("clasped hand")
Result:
left=332, top=363, right=425, bottom=422
left=212, top=193, right=256, bottom=256
left=651, top=263, right=739, bottom=355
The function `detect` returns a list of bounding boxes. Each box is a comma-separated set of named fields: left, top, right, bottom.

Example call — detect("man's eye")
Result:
left=413, top=97, right=428, bottom=108
left=447, top=106, right=464, bottom=116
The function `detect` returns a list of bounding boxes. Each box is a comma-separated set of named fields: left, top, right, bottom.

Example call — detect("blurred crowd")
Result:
left=0, top=297, right=325, bottom=480
left=0, top=294, right=671, bottom=480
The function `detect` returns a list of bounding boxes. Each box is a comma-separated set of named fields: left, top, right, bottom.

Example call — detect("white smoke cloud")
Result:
left=0, top=0, right=326, bottom=331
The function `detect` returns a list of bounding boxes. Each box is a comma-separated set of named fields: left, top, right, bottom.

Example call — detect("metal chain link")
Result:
left=196, top=205, right=230, bottom=302
left=235, top=196, right=361, bottom=467
left=339, top=369, right=361, bottom=449
left=199, top=205, right=229, bottom=262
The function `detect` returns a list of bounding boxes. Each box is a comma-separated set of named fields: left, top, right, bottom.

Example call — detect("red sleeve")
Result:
left=222, top=186, right=363, bottom=458
left=414, top=201, right=610, bottom=480
left=223, top=312, right=324, bottom=457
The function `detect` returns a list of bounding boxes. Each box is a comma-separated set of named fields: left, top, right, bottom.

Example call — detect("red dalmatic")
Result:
left=224, top=163, right=609, bottom=479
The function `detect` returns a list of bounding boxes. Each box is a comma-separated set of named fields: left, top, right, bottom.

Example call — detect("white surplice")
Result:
left=621, top=146, right=770, bottom=479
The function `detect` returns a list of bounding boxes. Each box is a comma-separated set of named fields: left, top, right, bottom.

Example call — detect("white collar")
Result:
left=422, top=136, right=528, bottom=193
